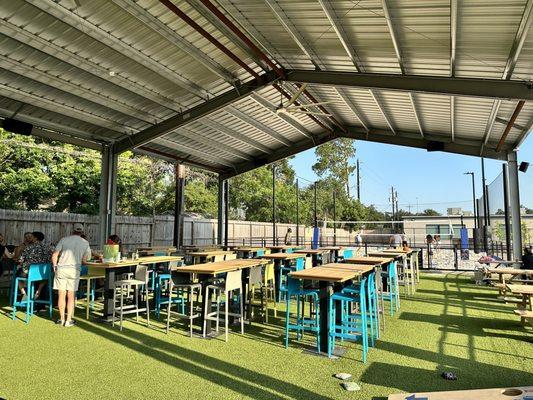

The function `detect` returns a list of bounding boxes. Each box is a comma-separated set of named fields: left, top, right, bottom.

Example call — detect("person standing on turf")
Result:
left=51, top=223, right=91, bottom=327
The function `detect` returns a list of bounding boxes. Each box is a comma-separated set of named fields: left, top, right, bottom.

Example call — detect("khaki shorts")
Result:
left=54, top=267, right=81, bottom=291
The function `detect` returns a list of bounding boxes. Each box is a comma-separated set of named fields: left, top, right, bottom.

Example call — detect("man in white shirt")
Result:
left=51, top=223, right=91, bottom=327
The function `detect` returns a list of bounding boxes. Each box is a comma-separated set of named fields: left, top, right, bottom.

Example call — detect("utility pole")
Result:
left=356, top=159, right=361, bottom=202
left=391, top=186, right=396, bottom=229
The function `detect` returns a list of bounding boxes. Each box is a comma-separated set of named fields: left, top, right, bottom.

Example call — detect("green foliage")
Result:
left=421, top=208, right=441, bottom=216
left=312, top=138, right=356, bottom=196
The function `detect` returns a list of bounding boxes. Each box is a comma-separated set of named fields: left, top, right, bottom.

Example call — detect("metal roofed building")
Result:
left=0, top=0, right=531, bottom=257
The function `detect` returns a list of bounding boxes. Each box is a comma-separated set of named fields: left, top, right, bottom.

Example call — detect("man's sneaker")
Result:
left=64, top=320, right=76, bottom=328
left=55, top=319, right=64, bottom=326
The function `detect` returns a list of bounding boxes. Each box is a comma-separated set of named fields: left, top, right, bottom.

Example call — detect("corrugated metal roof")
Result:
left=0, top=0, right=531, bottom=174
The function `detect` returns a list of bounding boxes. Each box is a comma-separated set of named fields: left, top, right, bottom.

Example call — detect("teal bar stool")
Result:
left=279, top=257, right=304, bottom=301
left=329, top=277, right=368, bottom=363
left=155, top=260, right=185, bottom=317
left=256, top=249, right=265, bottom=257
left=343, top=272, right=379, bottom=346
left=342, top=249, right=354, bottom=260
left=380, top=261, right=400, bottom=316
left=284, top=259, right=320, bottom=352
left=77, top=265, right=97, bottom=309
left=12, top=263, right=53, bottom=323
left=286, top=248, right=294, bottom=254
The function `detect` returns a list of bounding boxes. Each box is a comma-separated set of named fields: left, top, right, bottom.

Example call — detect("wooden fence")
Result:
left=0, top=209, right=357, bottom=250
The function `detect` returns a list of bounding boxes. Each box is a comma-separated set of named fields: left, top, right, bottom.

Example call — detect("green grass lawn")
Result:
left=1, top=273, right=532, bottom=400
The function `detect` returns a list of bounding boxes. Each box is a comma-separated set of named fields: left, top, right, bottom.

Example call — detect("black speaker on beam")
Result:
left=1, top=118, right=33, bottom=136
left=519, top=161, right=529, bottom=173
left=426, top=141, right=445, bottom=152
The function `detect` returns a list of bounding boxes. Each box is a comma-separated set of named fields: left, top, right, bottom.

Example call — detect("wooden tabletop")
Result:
left=345, top=256, right=394, bottom=265
left=260, top=253, right=305, bottom=260
left=368, top=252, right=404, bottom=259
left=294, top=249, right=331, bottom=255
left=187, top=250, right=235, bottom=257
left=266, top=245, right=301, bottom=250
left=85, top=255, right=183, bottom=269
left=319, top=246, right=343, bottom=251
left=176, top=259, right=267, bottom=275
left=388, top=386, right=533, bottom=400
left=506, top=284, right=533, bottom=295
left=289, top=262, right=366, bottom=282
left=235, top=247, right=267, bottom=252
left=382, top=248, right=412, bottom=254
left=487, top=268, right=533, bottom=275
left=137, top=246, right=177, bottom=252
left=324, top=263, right=375, bottom=273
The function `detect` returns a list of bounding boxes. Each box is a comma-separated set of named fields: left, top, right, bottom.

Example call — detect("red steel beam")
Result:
left=159, top=0, right=260, bottom=80
left=496, top=100, right=525, bottom=152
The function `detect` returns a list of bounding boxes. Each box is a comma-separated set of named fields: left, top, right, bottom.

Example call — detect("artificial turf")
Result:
left=1, top=273, right=532, bottom=400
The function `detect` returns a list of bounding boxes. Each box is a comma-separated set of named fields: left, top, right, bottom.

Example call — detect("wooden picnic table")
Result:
left=507, top=284, right=533, bottom=325
left=176, top=259, right=267, bottom=275
left=344, top=256, right=393, bottom=265
left=260, top=253, right=305, bottom=260
left=486, top=268, right=533, bottom=297
left=388, top=386, right=533, bottom=400
left=177, top=258, right=267, bottom=336
left=85, top=255, right=183, bottom=322
left=289, top=262, right=374, bottom=354
left=482, top=259, right=522, bottom=268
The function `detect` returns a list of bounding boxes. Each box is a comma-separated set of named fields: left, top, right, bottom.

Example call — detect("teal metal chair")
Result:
left=279, top=257, right=304, bottom=300
left=155, top=260, right=185, bottom=317
left=380, top=261, right=400, bottom=316
left=342, top=272, right=379, bottom=347
left=256, top=249, right=265, bottom=257
left=329, top=277, right=368, bottom=363
left=284, top=258, right=320, bottom=352
left=12, top=263, right=53, bottom=323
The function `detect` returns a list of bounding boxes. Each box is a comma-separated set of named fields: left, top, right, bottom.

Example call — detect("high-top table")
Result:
left=233, top=247, right=267, bottom=259
left=176, top=259, right=268, bottom=336
left=265, top=245, right=303, bottom=253
left=261, top=253, right=306, bottom=301
left=187, top=250, right=235, bottom=264
left=85, top=255, right=184, bottom=322
left=137, top=246, right=177, bottom=256
left=319, top=246, right=344, bottom=263
left=289, top=262, right=375, bottom=354
left=294, top=248, right=331, bottom=267
left=345, top=256, right=394, bottom=265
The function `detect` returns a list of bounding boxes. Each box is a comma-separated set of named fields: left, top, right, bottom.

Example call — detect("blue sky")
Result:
left=290, top=133, right=533, bottom=215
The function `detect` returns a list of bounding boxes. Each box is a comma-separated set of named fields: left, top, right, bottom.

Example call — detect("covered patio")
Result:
left=1, top=0, right=533, bottom=399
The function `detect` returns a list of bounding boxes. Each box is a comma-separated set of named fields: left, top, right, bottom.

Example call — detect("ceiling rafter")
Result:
left=200, top=118, right=272, bottom=154
left=317, top=0, right=389, bottom=133
left=249, top=93, right=312, bottom=139
left=26, top=0, right=209, bottom=99
left=0, top=84, right=126, bottom=133
left=225, top=106, right=292, bottom=147
left=154, top=137, right=235, bottom=168
left=480, top=0, right=533, bottom=154
left=381, top=0, right=420, bottom=136
left=0, top=20, right=181, bottom=113
left=112, top=0, right=236, bottom=84
left=0, top=56, right=155, bottom=124
left=176, top=126, right=252, bottom=160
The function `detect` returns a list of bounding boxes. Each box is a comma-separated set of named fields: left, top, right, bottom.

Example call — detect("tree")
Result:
left=312, top=138, right=356, bottom=197
left=421, top=209, right=441, bottom=216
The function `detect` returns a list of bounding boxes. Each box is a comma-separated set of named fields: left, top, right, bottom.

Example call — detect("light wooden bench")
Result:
left=514, top=309, right=533, bottom=318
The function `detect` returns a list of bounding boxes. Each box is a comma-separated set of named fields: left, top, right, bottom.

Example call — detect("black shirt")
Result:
left=522, top=254, right=533, bottom=270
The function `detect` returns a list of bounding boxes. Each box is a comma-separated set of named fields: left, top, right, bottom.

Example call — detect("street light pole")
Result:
left=464, top=172, right=477, bottom=229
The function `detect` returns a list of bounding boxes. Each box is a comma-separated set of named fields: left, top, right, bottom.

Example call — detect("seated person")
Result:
left=17, top=231, right=52, bottom=301
left=0, top=233, right=16, bottom=276
left=402, top=241, right=411, bottom=252
left=14, top=232, right=35, bottom=261
left=107, top=234, right=125, bottom=255
left=522, top=246, right=533, bottom=270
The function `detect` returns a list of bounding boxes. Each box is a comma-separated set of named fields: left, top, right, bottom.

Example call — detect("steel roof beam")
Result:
left=176, top=127, right=253, bottom=160
left=220, top=123, right=508, bottom=179
left=154, top=137, right=235, bottom=168
left=249, top=93, right=313, bottom=139
left=285, top=70, right=533, bottom=100
left=483, top=0, right=533, bottom=152
left=0, top=20, right=181, bottom=112
left=450, top=0, right=458, bottom=77
left=0, top=84, right=126, bottom=134
left=201, top=118, right=272, bottom=154
left=27, top=0, right=209, bottom=99
left=113, top=70, right=278, bottom=153
left=0, top=57, right=156, bottom=124
left=495, top=116, right=527, bottom=131
left=112, top=0, right=236, bottom=83
left=225, top=106, right=292, bottom=146
left=136, top=146, right=221, bottom=173
left=450, top=96, right=455, bottom=142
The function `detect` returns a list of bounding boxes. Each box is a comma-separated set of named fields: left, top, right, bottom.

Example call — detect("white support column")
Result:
left=217, top=175, right=225, bottom=246
left=99, top=144, right=118, bottom=247
left=507, top=151, right=522, bottom=260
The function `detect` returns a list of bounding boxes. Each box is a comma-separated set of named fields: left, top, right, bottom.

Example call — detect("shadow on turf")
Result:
left=74, top=317, right=331, bottom=400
